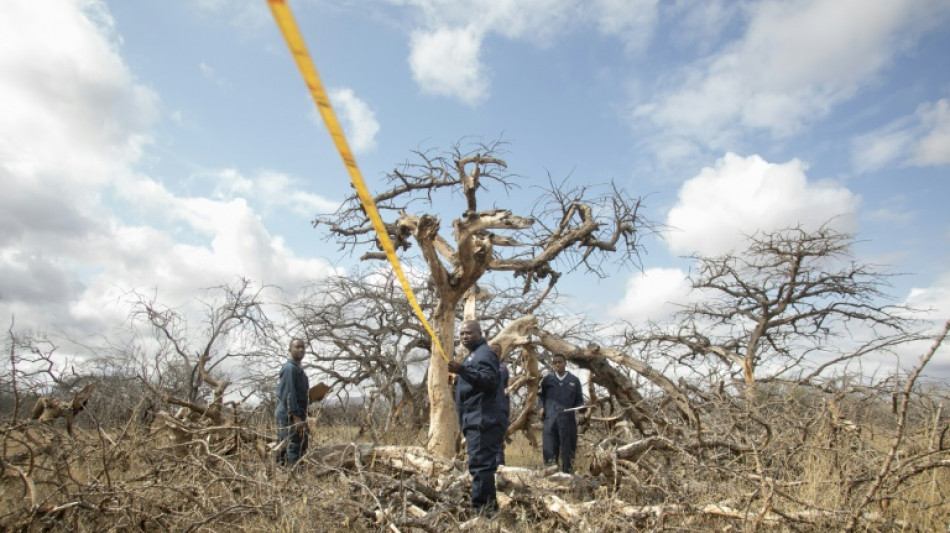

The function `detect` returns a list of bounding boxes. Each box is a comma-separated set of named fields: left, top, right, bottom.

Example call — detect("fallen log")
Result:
left=30, top=383, right=96, bottom=436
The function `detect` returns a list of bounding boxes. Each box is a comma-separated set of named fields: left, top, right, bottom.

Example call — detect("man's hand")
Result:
left=539, top=408, right=545, bottom=419
left=447, top=360, right=461, bottom=373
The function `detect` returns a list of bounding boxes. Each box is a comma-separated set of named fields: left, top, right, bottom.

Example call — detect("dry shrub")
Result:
left=3, top=378, right=948, bottom=532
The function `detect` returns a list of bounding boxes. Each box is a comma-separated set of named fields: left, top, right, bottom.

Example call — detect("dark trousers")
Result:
left=464, top=424, right=504, bottom=512
left=543, top=414, right=578, bottom=473
left=276, top=417, right=308, bottom=468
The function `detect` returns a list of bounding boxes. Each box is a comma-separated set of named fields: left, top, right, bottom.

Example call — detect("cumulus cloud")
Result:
left=0, top=0, right=157, bottom=184
left=903, top=275, right=950, bottom=377
left=906, top=271, right=950, bottom=322
left=328, top=88, right=381, bottom=154
left=635, top=0, right=949, bottom=154
left=401, top=0, right=659, bottom=103
left=409, top=26, right=489, bottom=105
left=608, top=267, right=693, bottom=325
left=666, top=153, right=859, bottom=256
left=0, top=1, right=340, bottom=338
left=196, top=168, right=339, bottom=217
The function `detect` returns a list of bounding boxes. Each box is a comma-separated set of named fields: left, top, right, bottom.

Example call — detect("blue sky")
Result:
left=2, top=0, right=949, bottom=374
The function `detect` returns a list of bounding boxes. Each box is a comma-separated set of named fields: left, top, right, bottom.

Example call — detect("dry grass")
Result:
left=2, top=394, right=949, bottom=532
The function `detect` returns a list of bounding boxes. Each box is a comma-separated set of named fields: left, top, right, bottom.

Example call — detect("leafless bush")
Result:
left=4, top=223, right=949, bottom=531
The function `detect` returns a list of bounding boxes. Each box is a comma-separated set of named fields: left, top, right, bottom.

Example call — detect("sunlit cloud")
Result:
left=328, top=88, right=381, bottom=154
left=665, top=153, right=858, bottom=257
left=634, top=0, right=948, bottom=159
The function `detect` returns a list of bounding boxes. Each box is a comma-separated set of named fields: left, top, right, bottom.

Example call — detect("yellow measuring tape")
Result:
left=267, top=0, right=448, bottom=361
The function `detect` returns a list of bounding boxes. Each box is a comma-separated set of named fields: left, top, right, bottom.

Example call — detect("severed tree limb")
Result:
left=533, top=330, right=699, bottom=431
left=29, top=382, right=96, bottom=436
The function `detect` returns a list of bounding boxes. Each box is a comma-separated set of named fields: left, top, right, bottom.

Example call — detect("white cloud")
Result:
left=109, top=173, right=342, bottom=285
left=851, top=122, right=915, bottom=174
left=398, top=0, right=578, bottom=45
left=608, top=267, right=692, bottom=325
left=666, top=0, right=739, bottom=53
left=591, top=0, right=658, bottom=53
left=903, top=274, right=950, bottom=378
left=666, top=153, right=859, bottom=256
left=852, top=97, right=950, bottom=173
left=906, top=275, right=950, bottom=322
left=636, top=0, right=949, bottom=153
left=910, top=98, right=950, bottom=166
left=0, top=0, right=157, bottom=185
left=328, top=88, right=380, bottom=154
left=400, top=0, right=660, bottom=103
left=0, top=1, right=341, bottom=338
left=199, top=168, right=340, bottom=217
left=409, top=25, right=489, bottom=105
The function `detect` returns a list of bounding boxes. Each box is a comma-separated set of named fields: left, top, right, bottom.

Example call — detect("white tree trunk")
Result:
left=426, top=305, right=460, bottom=457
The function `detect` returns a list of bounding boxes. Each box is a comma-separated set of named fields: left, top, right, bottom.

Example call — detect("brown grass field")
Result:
left=3, top=403, right=949, bottom=532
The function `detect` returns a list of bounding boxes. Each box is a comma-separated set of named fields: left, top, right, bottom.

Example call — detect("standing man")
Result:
left=448, top=321, right=507, bottom=515
left=275, top=338, right=310, bottom=468
left=539, top=354, right=584, bottom=473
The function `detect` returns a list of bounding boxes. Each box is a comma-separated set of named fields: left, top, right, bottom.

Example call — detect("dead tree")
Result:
left=315, top=139, right=654, bottom=457
left=124, top=280, right=283, bottom=456
left=634, top=223, right=922, bottom=402
left=128, top=278, right=274, bottom=403
left=286, top=271, right=434, bottom=434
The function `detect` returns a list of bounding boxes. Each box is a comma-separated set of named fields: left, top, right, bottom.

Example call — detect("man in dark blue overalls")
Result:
left=539, top=353, right=585, bottom=473
left=275, top=338, right=309, bottom=467
left=448, top=320, right=507, bottom=515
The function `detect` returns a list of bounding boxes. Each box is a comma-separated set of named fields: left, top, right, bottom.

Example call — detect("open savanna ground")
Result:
left=2, top=389, right=948, bottom=533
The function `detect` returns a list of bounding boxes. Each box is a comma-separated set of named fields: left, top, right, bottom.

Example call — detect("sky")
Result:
left=2, top=0, right=949, bottom=378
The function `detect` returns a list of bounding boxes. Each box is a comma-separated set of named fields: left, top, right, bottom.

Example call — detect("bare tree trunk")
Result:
left=426, top=300, right=460, bottom=457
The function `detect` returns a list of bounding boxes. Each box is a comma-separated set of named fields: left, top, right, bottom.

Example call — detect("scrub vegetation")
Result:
left=2, top=143, right=948, bottom=531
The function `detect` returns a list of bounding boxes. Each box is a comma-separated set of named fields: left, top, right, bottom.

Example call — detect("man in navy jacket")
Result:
left=275, top=339, right=309, bottom=467
left=539, top=353, right=584, bottom=473
left=448, top=320, right=507, bottom=514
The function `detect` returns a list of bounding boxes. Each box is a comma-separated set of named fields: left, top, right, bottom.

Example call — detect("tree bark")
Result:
left=426, top=299, right=461, bottom=457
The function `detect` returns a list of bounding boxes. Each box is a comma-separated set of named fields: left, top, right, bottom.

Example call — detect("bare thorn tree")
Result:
left=286, top=271, right=433, bottom=437
left=639, top=223, right=922, bottom=402
left=314, top=139, right=656, bottom=456
left=128, top=278, right=273, bottom=410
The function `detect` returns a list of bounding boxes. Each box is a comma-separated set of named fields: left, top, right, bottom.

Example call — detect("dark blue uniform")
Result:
left=539, top=371, right=584, bottom=473
left=275, top=358, right=309, bottom=467
left=455, top=338, right=508, bottom=512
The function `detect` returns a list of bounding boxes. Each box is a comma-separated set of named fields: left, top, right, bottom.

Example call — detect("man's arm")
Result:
left=538, top=374, right=548, bottom=419
left=290, top=367, right=310, bottom=434
left=286, top=366, right=308, bottom=419
left=457, top=348, right=499, bottom=392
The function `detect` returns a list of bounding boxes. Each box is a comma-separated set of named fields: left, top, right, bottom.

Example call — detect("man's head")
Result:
left=289, top=339, right=307, bottom=363
left=459, top=320, right=483, bottom=350
left=552, top=354, right=566, bottom=376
